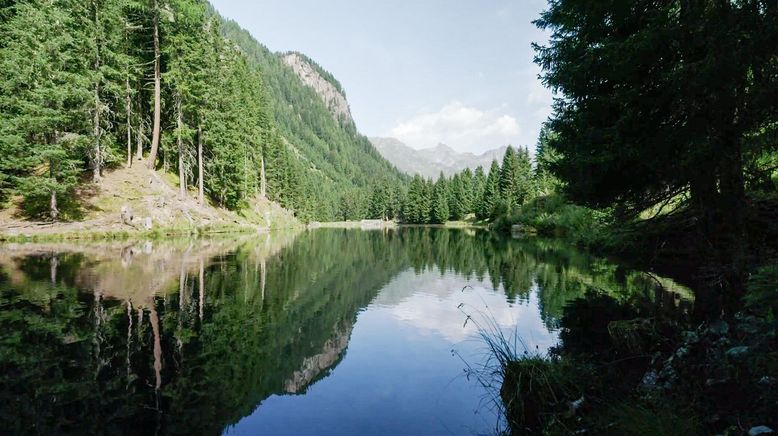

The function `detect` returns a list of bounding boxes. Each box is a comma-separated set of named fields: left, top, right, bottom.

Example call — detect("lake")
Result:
left=0, top=228, right=692, bottom=435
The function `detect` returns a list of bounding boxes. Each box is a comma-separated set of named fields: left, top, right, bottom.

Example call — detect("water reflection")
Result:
left=0, top=229, right=692, bottom=435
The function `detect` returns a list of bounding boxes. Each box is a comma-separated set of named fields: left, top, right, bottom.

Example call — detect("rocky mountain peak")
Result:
left=370, top=137, right=509, bottom=178
left=282, top=52, right=353, bottom=125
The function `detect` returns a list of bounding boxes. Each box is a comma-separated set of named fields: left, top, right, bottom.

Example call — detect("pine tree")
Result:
left=477, top=160, right=502, bottom=221
left=0, top=0, right=91, bottom=219
left=403, top=175, right=430, bottom=224
left=534, top=125, right=562, bottom=197
left=499, top=146, right=520, bottom=211
left=472, top=166, right=486, bottom=218
left=459, top=168, right=474, bottom=217
left=447, top=173, right=462, bottom=220
left=431, top=173, right=450, bottom=224
left=515, top=146, right=534, bottom=204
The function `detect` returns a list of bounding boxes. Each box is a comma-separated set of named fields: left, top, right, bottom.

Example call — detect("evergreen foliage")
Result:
left=0, top=0, right=406, bottom=223
left=431, top=173, right=450, bottom=224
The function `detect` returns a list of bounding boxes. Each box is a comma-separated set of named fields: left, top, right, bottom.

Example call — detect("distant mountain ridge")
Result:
left=370, top=137, right=507, bottom=178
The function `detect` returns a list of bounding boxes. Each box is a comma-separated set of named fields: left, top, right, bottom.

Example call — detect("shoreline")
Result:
left=0, top=220, right=490, bottom=243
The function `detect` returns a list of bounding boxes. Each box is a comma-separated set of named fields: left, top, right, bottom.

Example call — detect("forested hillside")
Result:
left=0, top=0, right=405, bottom=224
left=214, top=13, right=407, bottom=221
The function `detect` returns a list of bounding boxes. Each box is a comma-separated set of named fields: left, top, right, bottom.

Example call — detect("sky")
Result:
left=210, top=0, right=553, bottom=154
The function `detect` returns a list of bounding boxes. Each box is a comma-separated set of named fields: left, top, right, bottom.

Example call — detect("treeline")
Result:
left=391, top=145, right=553, bottom=224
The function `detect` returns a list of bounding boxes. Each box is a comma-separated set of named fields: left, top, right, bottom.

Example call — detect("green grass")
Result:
left=0, top=223, right=266, bottom=243
left=493, top=194, right=609, bottom=247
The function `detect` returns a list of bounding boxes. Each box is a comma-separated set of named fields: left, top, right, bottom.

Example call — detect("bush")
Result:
left=746, top=263, right=778, bottom=319
left=493, top=195, right=608, bottom=247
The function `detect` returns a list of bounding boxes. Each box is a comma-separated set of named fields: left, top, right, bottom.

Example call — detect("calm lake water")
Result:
left=0, top=228, right=691, bottom=435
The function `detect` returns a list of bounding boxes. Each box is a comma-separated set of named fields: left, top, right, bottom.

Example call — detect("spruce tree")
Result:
left=499, top=146, right=520, bottom=211
left=472, top=166, right=487, bottom=217
left=431, top=173, right=450, bottom=224
left=477, top=160, right=502, bottom=220
left=0, top=0, right=90, bottom=219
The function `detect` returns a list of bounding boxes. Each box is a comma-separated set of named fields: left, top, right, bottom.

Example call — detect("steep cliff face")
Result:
left=282, top=53, right=353, bottom=125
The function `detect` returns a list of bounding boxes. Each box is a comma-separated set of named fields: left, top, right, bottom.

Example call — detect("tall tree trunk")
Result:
left=49, top=160, right=59, bottom=222
left=92, top=2, right=102, bottom=182
left=149, top=303, right=162, bottom=391
left=136, top=111, right=144, bottom=161
left=50, top=255, right=58, bottom=284
left=126, top=301, right=133, bottom=379
left=147, top=1, right=161, bottom=169
left=198, top=258, right=204, bottom=321
left=93, top=80, right=102, bottom=182
left=177, top=95, right=186, bottom=198
left=198, top=125, right=204, bottom=206
left=126, top=76, right=132, bottom=168
left=260, top=155, right=267, bottom=198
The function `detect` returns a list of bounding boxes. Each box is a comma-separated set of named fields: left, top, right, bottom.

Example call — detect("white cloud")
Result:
left=389, top=101, right=522, bottom=153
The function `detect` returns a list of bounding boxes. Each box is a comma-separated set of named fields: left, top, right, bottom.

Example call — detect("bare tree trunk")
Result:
left=49, top=159, right=59, bottom=221
left=149, top=303, right=162, bottom=391
left=244, top=148, right=249, bottom=196
left=126, top=76, right=132, bottom=168
left=50, top=255, right=58, bottom=284
left=198, top=258, right=204, bottom=322
left=92, top=2, right=102, bottom=183
left=177, top=95, right=186, bottom=198
left=147, top=0, right=161, bottom=169
left=126, top=301, right=133, bottom=379
left=260, top=156, right=267, bottom=198
left=136, top=111, right=144, bottom=161
left=260, top=258, right=266, bottom=301
left=198, top=125, right=204, bottom=206
left=93, top=81, right=102, bottom=182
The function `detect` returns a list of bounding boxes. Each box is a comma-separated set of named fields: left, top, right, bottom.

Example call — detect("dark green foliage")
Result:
left=0, top=0, right=91, bottom=219
left=745, top=263, right=778, bottom=318
left=493, top=194, right=607, bottom=247
left=0, top=0, right=405, bottom=222
left=403, top=175, right=431, bottom=224
left=533, top=0, right=778, bottom=273
left=214, top=15, right=407, bottom=221
left=430, top=173, right=450, bottom=224
left=477, top=160, right=502, bottom=221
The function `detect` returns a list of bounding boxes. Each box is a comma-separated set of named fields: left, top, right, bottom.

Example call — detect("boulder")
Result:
left=120, top=205, right=134, bottom=225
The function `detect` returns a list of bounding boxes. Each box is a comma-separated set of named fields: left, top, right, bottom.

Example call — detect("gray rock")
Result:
left=682, top=330, right=700, bottom=344
left=725, top=346, right=750, bottom=358
left=120, top=205, right=134, bottom=225
left=143, top=217, right=153, bottom=230
left=282, top=53, right=353, bottom=125
left=748, top=426, right=773, bottom=435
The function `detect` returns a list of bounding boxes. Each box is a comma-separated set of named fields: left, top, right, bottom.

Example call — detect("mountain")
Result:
left=214, top=13, right=407, bottom=221
left=370, top=137, right=508, bottom=178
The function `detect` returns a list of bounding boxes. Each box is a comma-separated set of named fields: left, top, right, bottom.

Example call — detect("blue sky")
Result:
left=210, top=0, right=553, bottom=154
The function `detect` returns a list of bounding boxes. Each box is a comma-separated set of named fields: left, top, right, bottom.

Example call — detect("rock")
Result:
left=120, top=205, right=134, bottom=225
left=681, top=330, right=700, bottom=344
left=725, top=346, right=750, bottom=359
left=758, top=376, right=776, bottom=386
left=639, top=370, right=659, bottom=392
left=748, top=426, right=774, bottom=435
left=709, top=320, right=730, bottom=336
left=282, top=53, right=353, bottom=125
left=143, top=217, right=153, bottom=230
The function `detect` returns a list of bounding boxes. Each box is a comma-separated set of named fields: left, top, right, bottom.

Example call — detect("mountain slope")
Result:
left=370, top=137, right=507, bottom=178
left=213, top=11, right=406, bottom=221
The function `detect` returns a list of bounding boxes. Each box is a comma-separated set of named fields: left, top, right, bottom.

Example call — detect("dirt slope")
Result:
left=0, top=164, right=299, bottom=237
